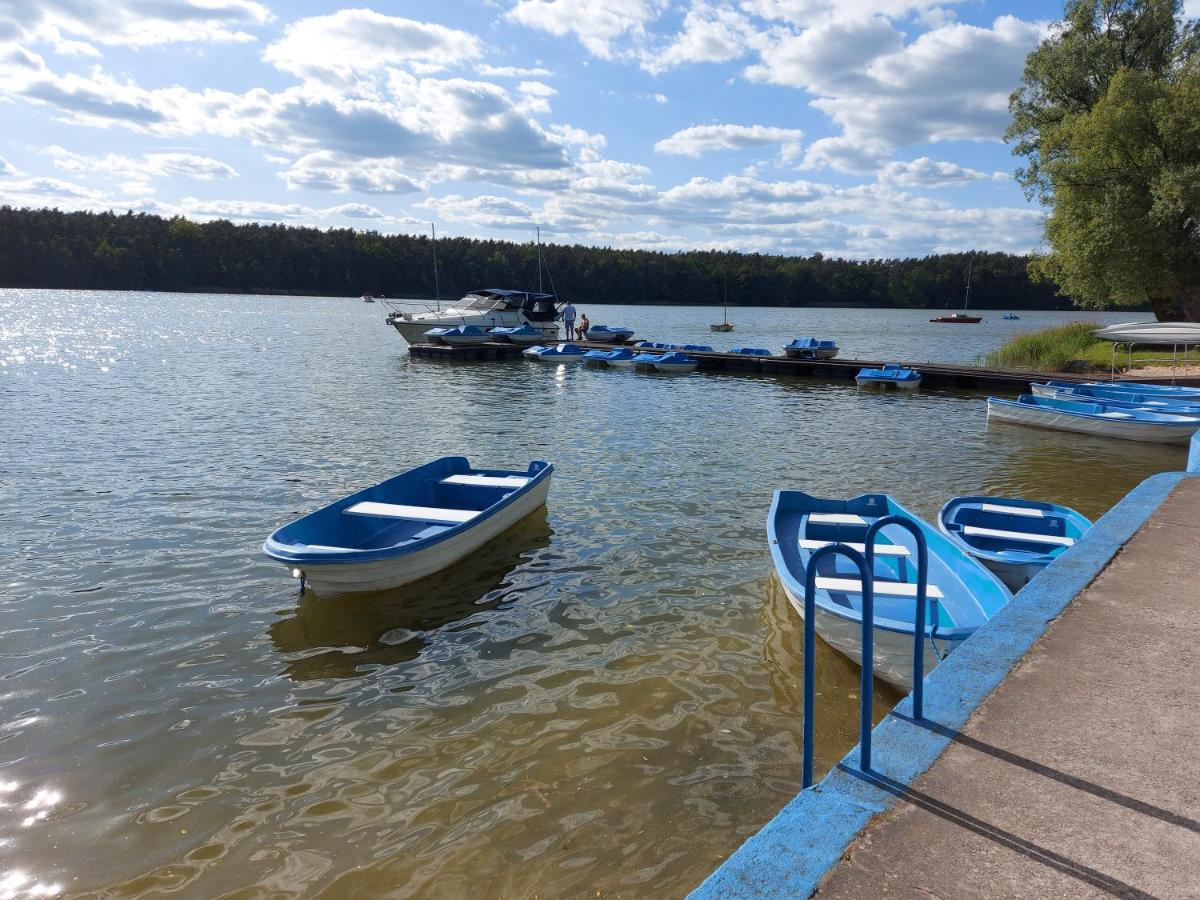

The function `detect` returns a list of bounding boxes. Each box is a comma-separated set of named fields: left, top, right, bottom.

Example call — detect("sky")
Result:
left=1, top=0, right=1197, bottom=260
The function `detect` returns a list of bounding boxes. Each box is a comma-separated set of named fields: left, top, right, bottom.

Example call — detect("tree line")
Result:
left=0, top=205, right=1079, bottom=310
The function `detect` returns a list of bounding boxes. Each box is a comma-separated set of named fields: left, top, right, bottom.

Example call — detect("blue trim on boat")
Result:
left=689, top=470, right=1191, bottom=899
left=263, top=458, right=553, bottom=565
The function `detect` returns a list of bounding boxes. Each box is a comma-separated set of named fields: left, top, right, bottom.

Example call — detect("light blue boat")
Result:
left=583, top=347, right=635, bottom=367
left=856, top=364, right=922, bottom=389
left=768, top=490, right=1011, bottom=689
left=988, top=394, right=1200, bottom=443
left=730, top=347, right=772, bottom=356
left=1003, top=313, right=1020, bottom=320
left=652, top=352, right=699, bottom=373
left=631, top=352, right=664, bottom=368
left=585, top=325, right=635, bottom=343
left=425, top=324, right=489, bottom=346
left=263, top=457, right=553, bottom=597
left=1033, top=381, right=1200, bottom=404
left=784, top=337, right=839, bottom=359
left=1037, top=385, right=1200, bottom=415
left=938, top=496, right=1092, bottom=592
left=488, top=324, right=543, bottom=344
left=679, top=344, right=714, bottom=352
left=523, top=343, right=585, bottom=362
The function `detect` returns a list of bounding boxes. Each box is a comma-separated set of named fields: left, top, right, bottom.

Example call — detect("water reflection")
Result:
left=269, top=511, right=554, bottom=681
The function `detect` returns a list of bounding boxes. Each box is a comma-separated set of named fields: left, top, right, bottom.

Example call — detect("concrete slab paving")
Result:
left=815, top=478, right=1200, bottom=900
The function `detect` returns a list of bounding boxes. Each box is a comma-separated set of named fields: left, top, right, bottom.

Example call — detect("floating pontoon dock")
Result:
left=406, top=340, right=1200, bottom=390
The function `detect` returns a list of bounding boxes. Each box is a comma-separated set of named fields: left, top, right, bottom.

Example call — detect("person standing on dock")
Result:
left=561, top=302, right=576, bottom=341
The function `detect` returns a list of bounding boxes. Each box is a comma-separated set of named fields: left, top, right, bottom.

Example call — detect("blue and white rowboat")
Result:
left=938, top=496, right=1092, bottom=592
left=1034, top=386, right=1200, bottom=415
left=856, top=365, right=921, bottom=389
left=1032, top=381, right=1200, bottom=403
left=769, top=491, right=1011, bottom=690
left=988, top=395, right=1200, bottom=444
left=263, top=458, right=553, bottom=597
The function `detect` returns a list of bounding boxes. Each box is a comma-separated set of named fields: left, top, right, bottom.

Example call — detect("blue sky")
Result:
left=1, top=1, right=1195, bottom=258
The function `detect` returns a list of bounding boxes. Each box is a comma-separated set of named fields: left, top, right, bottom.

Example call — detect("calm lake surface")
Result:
left=1, top=290, right=1182, bottom=897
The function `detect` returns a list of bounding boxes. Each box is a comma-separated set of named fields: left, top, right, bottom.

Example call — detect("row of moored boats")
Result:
left=988, top=380, right=1200, bottom=444
left=262, top=456, right=1094, bottom=692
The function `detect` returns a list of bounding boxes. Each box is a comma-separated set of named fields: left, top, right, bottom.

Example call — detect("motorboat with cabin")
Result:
left=387, top=288, right=560, bottom=344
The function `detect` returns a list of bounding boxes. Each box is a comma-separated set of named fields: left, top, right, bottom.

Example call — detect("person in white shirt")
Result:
left=561, top=302, right=576, bottom=339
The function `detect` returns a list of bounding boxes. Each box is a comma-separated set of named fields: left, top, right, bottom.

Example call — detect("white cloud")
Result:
left=655, top=124, right=803, bottom=157
left=417, top=193, right=536, bottom=229
left=508, top=0, right=668, bottom=59
left=0, top=175, right=104, bottom=200
left=879, top=156, right=1002, bottom=187
left=262, top=10, right=482, bottom=81
left=642, top=2, right=753, bottom=73
left=476, top=64, right=554, bottom=78
left=323, top=202, right=386, bottom=219
left=48, top=146, right=237, bottom=180
left=0, top=156, right=16, bottom=175
left=280, top=153, right=424, bottom=194
left=2, top=1, right=272, bottom=49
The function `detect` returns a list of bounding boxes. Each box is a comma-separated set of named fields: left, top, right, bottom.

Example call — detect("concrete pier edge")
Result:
left=689, top=432, right=1200, bottom=899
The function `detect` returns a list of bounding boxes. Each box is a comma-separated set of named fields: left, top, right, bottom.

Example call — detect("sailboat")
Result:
left=930, top=257, right=983, bottom=323
left=710, top=275, right=734, bottom=332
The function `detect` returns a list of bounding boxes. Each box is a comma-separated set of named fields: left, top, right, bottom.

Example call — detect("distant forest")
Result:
left=0, top=206, right=1079, bottom=310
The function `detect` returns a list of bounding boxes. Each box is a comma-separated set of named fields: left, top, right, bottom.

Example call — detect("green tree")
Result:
left=1007, top=0, right=1200, bottom=317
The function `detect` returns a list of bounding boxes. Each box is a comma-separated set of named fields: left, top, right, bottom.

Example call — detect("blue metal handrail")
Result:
left=864, top=515, right=930, bottom=721
left=802, top=543, right=873, bottom=788
left=800, top=515, right=931, bottom=788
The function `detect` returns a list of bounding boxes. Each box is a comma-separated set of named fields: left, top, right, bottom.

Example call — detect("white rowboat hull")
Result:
left=294, top=476, right=552, bottom=596
left=781, top=582, right=952, bottom=691
left=988, top=401, right=1197, bottom=444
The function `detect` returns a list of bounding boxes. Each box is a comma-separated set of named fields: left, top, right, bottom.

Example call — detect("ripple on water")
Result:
left=0, top=290, right=1181, bottom=896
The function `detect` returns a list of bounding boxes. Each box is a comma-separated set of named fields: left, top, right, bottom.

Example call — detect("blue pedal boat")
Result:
left=583, top=347, right=636, bottom=367
left=769, top=491, right=1011, bottom=690
left=651, top=352, right=699, bottom=373
left=856, top=364, right=921, bottom=390
left=585, top=325, right=635, bottom=343
left=730, top=347, right=772, bottom=356
left=785, top=337, right=839, bottom=359
left=938, top=496, right=1092, bottom=592
left=263, top=457, right=553, bottom=597
left=523, top=343, right=585, bottom=362
left=488, top=324, right=543, bottom=345
left=987, top=394, right=1200, bottom=444
left=428, top=324, right=489, bottom=346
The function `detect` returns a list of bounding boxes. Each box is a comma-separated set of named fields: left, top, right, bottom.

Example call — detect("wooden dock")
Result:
left=406, top=341, right=1198, bottom=391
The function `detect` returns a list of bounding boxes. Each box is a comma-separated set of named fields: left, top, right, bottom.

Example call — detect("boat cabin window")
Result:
left=463, top=294, right=504, bottom=311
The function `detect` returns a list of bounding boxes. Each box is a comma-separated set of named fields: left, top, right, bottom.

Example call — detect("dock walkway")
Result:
left=814, top=477, right=1200, bottom=898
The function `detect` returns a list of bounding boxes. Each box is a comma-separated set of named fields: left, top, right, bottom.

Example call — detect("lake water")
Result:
left=1, top=291, right=1182, bottom=897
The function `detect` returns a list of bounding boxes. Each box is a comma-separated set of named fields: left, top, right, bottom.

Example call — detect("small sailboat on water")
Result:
left=931, top=257, right=982, bottom=324
left=711, top=275, right=734, bottom=332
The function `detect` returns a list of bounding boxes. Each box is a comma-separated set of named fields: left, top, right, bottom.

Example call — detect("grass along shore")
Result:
left=981, top=322, right=1200, bottom=373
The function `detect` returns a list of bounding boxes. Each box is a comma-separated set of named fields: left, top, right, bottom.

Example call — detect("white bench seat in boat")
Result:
left=816, top=576, right=944, bottom=599
left=344, top=502, right=479, bottom=524
left=800, top=539, right=909, bottom=557
left=807, top=513, right=870, bottom=525
left=441, top=474, right=530, bottom=489
left=963, top=525, right=1074, bottom=546
left=981, top=503, right=1043, bottom=518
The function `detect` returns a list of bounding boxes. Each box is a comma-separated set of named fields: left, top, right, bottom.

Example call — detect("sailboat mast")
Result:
left=723, top=273, right=728, bottom=324
left=964, top=257, right=973, bottom=311
left=536, top=226, right=543, bottom=293
left=431, top=222, right=440, bottom=311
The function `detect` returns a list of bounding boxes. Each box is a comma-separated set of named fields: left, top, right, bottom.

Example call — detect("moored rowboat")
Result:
left=988, top=395, right=1200, bottom=444
left=768, top=490, right=1011, bottom=689
left=263, top=457, right=553, bottom=596
left=938, top=496, right=1092, bottom=592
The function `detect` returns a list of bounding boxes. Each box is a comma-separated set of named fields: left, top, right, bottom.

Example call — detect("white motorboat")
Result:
left=387, top=289, right=560, bottom=344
